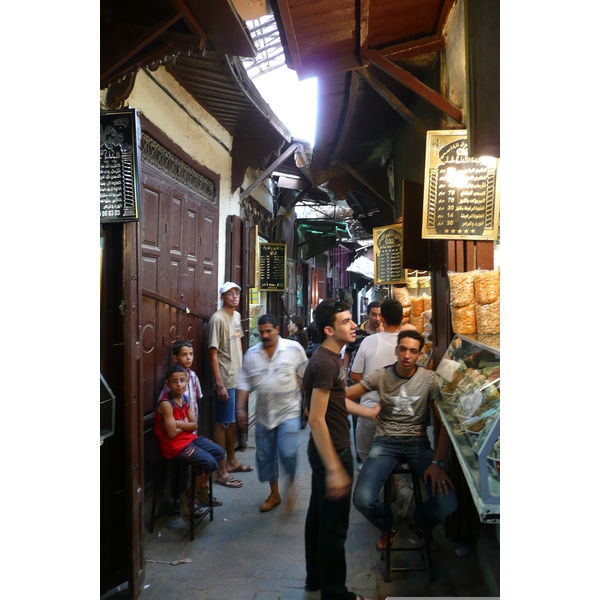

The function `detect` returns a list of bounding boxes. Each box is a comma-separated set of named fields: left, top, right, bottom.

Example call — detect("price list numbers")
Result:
left=422, top=131, right=499, bottom=241
left=259, top=243, right=286, bottom=291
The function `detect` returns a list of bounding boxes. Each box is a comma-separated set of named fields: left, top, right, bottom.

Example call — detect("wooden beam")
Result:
left=379, top=34, right=446, bottom=61
left=357, top=0, right=370, bottom=57
left=326, top=70, right=360, bottom=168
left=275, top=0, right=304, bottom=77
left=356, top=68, right=427, bottom=139
left=100, top=12, right=181, bottom=83
left=337, top=159, right=394, bottom=209
left=239, top=143, right=299, bottom=201
left=169, top=0, right=207, bottom=40
left=101, top=42, right=175, bottom=89
left=363, top=49, right=463, bottom=123
left=272, top=184, right=312, bottom=229
left=297, top=54, right=362, bottom=81
left=436, top=0, right=457, bottom=35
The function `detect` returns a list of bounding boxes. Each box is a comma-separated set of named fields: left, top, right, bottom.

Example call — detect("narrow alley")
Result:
left=138, top=425, right=494, bottom=600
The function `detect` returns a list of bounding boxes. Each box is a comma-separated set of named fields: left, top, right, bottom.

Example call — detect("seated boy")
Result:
left=158, top=340, right=242, bottom=488
left=155, top=365, right=225, bottom=522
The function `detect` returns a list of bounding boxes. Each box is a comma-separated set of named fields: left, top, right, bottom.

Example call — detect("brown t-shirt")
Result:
left=303, top=345, right=350, bottom=450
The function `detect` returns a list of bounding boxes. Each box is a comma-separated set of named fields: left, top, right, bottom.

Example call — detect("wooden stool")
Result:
left=381, top=463, right=434, bottom=582
left=149, top=442, right=214, bottom=541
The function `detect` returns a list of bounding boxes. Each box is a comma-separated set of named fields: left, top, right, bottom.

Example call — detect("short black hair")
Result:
left=315, top=299, right=350, bottom=340
left=166, top=364, right=187, bottom=380
left=397, top=329, right=425, bottom=351
left=172, top=340, right=193, bottom=357
left=367, top=301, right=381, bottom=315
left=258, top=313, right=279, bottom=328
left=380, top=299, right=403, bottom=326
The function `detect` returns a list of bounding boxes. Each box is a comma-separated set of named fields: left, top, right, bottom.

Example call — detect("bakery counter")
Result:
left=435, top=334, right=500, bottom=523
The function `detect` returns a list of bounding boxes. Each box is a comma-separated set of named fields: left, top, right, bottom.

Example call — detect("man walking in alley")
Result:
left=303, top=298, right=375, bottom=600
left=236, top=314, right=308, bottom=513
left=207, top=281, right=252, bottom=488
left=347, top=329, right=458, bottom=553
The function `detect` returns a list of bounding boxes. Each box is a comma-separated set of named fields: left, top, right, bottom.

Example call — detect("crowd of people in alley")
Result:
left=153, top=281, right=458, bottom=600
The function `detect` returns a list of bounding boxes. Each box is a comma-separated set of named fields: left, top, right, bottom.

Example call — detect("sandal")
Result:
left=195, top=490, right=223, bottom=507
left=227, top=463, right=253, bottom=473
left=376, top=530, right=397, bottom=552
left=214, top=475, right=243, bottom=488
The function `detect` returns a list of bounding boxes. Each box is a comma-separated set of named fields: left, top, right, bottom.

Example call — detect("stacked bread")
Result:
left=448, top=269, right=500, bottom=334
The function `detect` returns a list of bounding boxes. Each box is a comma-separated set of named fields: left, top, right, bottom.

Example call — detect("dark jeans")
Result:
left=305, top=436, right=356, bottom=600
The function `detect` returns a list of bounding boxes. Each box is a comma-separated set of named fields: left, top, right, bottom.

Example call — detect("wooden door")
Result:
left=140, top=162, right=219, bottom=510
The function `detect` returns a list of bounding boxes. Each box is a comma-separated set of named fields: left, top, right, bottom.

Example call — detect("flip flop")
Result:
left=214, top=475, right=243, bottom=488
left=227, top=463, right=253, bottom=473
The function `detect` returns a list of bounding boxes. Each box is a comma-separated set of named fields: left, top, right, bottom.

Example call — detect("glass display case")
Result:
left=435, top=334, right=500, bottom=523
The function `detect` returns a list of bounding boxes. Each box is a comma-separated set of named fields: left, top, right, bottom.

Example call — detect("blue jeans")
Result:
left=353, top=435, right=457, bottom=534
left=178, top=436, right=225, bottom=474
left=255, top=417, right=300, bottom=483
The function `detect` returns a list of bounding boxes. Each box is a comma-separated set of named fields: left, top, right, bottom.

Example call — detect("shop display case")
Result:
left=435, top=334, right=500, bottom=522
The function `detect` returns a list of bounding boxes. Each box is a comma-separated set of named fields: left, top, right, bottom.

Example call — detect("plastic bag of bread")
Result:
left=402, top=306, right=411, bottom=319
left=474, top=269, right=500, bottom=305
left=422, top=294, right=432, bottom=311
left=422, top=309, right=432, bottom=324
left=409, top=314, right=424, bottom=333
left=475, top=299, right=500, bottom=334
left=401, top=316, right=410, bottom=325
left=451, top=304, right=477, bottom=334
left=394, top=285, right=412, bottom=307
left=411, top=296, right=424, bottom=317
left=448, top=271, right=475, bottom=307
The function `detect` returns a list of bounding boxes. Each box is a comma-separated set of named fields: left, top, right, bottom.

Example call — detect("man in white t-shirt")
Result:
left=350, top=299, right=405, bottom=462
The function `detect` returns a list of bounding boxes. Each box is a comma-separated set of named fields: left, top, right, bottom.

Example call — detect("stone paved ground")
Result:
left=139, top=425, right=496, bottom=600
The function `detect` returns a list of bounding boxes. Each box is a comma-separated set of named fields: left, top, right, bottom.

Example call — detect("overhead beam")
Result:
left=356, top=0, right=370, bottom=59
left=100, top=12, right=182, bottom=83
left=379, top=34, right=446, bottom=61
left=239, top=143, right=299, bottom=201
left=337, top=159, right=394, bottom=210
left=272, top=184, right=312, bottom=229
left=356, top=68, right=427, bottom=139
left=169, top=0, right=208, bottom=40
left=326, top=70, right=360, bottom=168
left=275, top=0, right=304, bottom=77
left=102, top=42, right=176, bottom=88
left=363, top=49, right=463, bottom=123
left=436, top=0, right=457, bottom=35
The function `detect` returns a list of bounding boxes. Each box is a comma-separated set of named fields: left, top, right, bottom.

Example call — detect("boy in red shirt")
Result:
left=155, top=365, right=225, bottom=522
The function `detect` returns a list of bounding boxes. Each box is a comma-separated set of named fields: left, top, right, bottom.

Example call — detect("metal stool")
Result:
left=149, top=442, right=214, bottom=541
left=381, top=463, right=434, bottom=582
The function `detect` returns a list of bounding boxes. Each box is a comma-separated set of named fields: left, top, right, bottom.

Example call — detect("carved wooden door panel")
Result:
left=140, top=163, right=219, bottom=446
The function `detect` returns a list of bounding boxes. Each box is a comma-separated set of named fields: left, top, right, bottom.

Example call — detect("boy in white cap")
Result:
left=207, top=282, right=253, bottom=487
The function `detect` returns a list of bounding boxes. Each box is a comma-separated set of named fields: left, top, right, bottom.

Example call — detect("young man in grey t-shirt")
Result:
left=346, top=330, right=458, bottom=552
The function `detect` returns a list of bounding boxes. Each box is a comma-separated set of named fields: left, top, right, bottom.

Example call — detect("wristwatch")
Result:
left=431, top=460, right=445, bottom=469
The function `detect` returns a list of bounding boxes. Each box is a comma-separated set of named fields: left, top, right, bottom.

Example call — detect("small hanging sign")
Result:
left=100, top=108, right=141, bottom=223
left=373, top=223, right=405, bottom=285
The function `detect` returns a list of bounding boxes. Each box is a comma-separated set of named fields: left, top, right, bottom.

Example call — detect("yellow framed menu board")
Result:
left=422, top=130, right=499, bottom=241
left=259, top=242, right=287, bottom=291
left=374, top=224, right=404, bottom=284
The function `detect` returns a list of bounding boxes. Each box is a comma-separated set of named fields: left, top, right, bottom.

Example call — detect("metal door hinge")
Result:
left=119, top=300, right=127, bottom=316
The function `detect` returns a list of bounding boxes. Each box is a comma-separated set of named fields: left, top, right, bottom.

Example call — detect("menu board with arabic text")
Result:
left=100, top=108, right=141, bottom=223
left=422, top=130, right=499, bottom=240
left=374, top=224, right=404, bottom=285
left=259, top=243, right=287, bottom=291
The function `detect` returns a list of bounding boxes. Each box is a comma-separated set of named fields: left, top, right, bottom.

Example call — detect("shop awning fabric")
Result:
left=295, top=219, right=351, bottom=261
